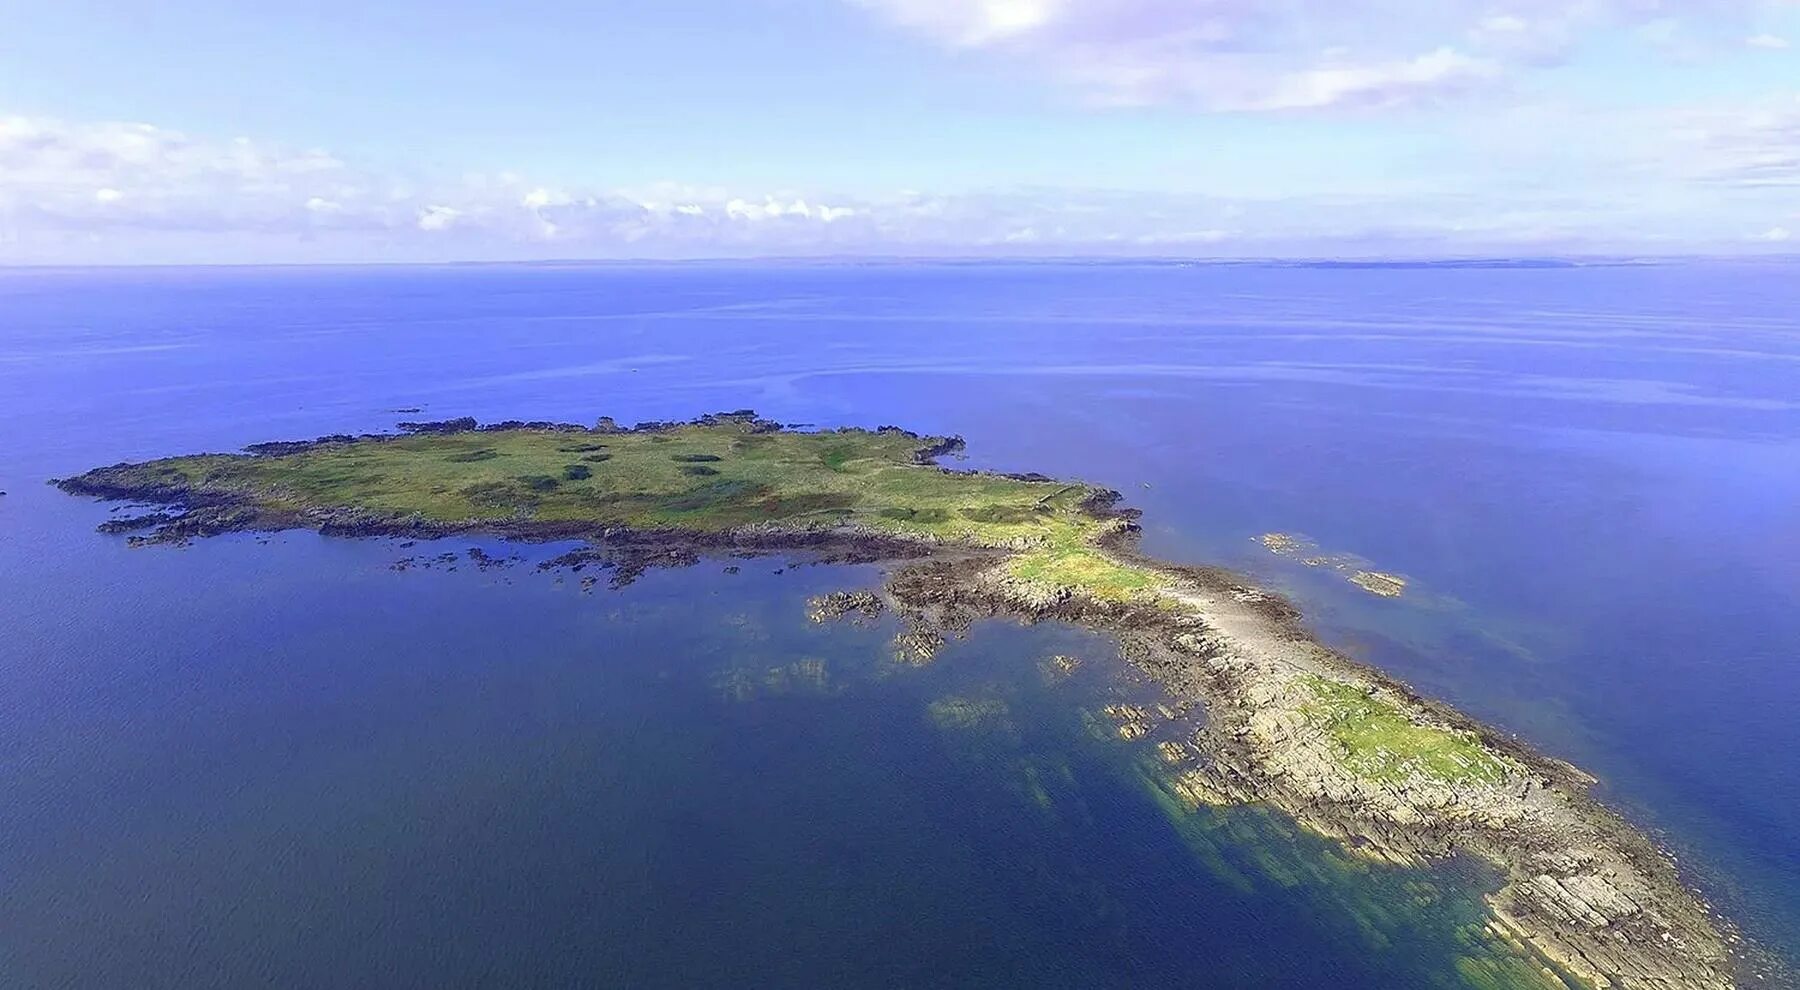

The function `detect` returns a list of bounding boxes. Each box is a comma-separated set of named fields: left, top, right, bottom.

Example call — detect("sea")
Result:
left=1, top=260, right=1795, bottom=988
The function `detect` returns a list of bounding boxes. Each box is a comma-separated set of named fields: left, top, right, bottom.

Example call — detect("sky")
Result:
left=1, top=0, right=1797, bottom=263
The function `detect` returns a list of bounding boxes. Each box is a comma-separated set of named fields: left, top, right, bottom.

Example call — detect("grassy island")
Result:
left=55, top=412, right=1743, bottom=990
left=65, top=412, right=1160, bottom=602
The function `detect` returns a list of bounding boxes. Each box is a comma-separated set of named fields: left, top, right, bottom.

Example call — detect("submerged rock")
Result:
left=1350, top=570, right=1407, bottom=597
left=892, top=626, right=945, bottom=666
left=806, top=590, right=885, bottom=625
left=1259, top=531, right=1412, bottom=600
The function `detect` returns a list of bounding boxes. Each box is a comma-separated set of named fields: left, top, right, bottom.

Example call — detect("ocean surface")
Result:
left=1, top=260, right=1796, bottom=988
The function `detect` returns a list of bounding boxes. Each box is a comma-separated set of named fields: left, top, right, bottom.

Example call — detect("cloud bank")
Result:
left=2, top=104, right=1796, bottom=263
left=851, top=0, right=1791, bottom=109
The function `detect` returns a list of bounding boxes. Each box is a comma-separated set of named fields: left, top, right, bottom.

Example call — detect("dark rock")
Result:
left=398, top=417, right=479, bottom=434
left=98, top=511, right=180, bottom=534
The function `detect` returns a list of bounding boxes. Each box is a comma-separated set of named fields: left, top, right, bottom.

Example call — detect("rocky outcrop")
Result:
left=806, top=590, right=886, bottom=625
left=52, top=411, right=1762, bottom=989
left=396, top=417, right=479, bottom=434
left=879, top=553, right=1745, bottom=990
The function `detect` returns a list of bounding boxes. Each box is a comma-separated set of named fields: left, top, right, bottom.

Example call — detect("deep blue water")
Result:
left=1, top=261, right=1796, bottom=987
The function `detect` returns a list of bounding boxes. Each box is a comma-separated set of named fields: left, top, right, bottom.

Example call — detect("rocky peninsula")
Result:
left=55, top=412, right=1747, bottom=989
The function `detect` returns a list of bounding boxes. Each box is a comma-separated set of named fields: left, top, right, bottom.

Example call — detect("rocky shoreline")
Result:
left=53, top=415, right=1765, bottom=989
left=877, top=541, right=1746, bottom=990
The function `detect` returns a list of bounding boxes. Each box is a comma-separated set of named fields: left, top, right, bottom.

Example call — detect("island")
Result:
left=56, top=411, right=1742, bottom=990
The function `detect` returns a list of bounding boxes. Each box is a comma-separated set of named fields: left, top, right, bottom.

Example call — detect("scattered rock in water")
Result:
left=713, top=658, right=833, bottom=702
left=1041, top=653, right=1083, bottom=681
left=1350, top=570, right=1407, bottom=597
left=1101, top=703, right=1157, bottom=740
left=927, top=695, right=1011, bottom=732
left=1258, top=532, right=1410, bottom=599
left=766, top=658, right=830, bottom=694
left=892, top=626, right=944, bottom=665
left=97, top=511, right=180, bottom=534
left=1258, top=532, right=1306, bottom=554
left=389, top=550, right=470, bottom=573
left=466, top=547, right=523, bottom=571
left=806, top=590, right=885, bottom=625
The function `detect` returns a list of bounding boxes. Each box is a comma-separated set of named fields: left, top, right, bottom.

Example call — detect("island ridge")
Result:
left=56, top=411, right=1744, bottom=990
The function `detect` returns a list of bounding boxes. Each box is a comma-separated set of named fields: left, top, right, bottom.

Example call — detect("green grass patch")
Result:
left=1299, top=676, right=1512, bottom=786
left=461, top=480, right=534, bottom=511
left=656, top=478, right=769, bottom=514
left=64, top=418, right=1126, bottom=549
left=880, top=506, right=950, bottom=524
left=1008, top=543, right=1166, bottom=603
left=820, top=441, right=866, bottom=473
left=961, top=505, right=1043, bottom=524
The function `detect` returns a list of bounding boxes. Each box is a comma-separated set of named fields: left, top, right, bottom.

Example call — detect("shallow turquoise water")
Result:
left=1, top=260, right=1795, bottom=986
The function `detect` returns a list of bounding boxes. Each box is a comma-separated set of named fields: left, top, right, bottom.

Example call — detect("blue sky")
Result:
left=2, top=0, right=1797, bottom=262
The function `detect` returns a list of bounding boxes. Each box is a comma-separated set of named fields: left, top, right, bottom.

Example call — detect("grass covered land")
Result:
left=60, top=412, right=1740, bottom=988
left=1299, top=676, right=1513, bottom=786
left=65, top=413, right=1149, bottom=602
left=62, top=412, right=1500, bottom=789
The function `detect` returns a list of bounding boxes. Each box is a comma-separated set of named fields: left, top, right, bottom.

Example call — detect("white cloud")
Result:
left=2, top=108, right=1796, bottom=262
left=722, top=196, right=857, bottom=222
left=0, top=114, right=890, bottom=258
left=416, top=205, right=463, bottom=231
left=1136, top=228, right=1232, bottom=245
left=1754, top=225, right=1792, bottom=241
left=1746, top=33, right=1790, bottom=49
left=0, top=115, right=368, bottom=232
left=850, top=0, right=1062, bottom=45
left=1252, top=48, right=1500, bottom=112
left=851, top=0, right=1788, bottom=110
left=1669, top=93, right=1800, bottom=188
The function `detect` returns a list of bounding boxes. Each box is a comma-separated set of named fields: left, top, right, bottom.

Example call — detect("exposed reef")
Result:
left=806, top=590, right=886, bottom=626
left=53, top=411, right=1753, bottom=990
left=1259, top=531, right=1410, bottom=598
left=878, top=550, right=1741, bottom=990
